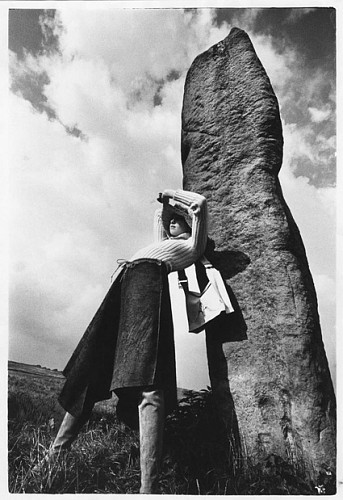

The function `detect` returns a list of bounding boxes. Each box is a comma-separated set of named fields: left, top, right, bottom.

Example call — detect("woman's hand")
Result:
left=189, top=201, right=200, bottom=214
left=157, top=189, right=175, bottom=203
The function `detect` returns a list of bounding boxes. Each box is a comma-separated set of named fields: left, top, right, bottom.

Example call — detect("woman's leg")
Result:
left=33, top=404, right=94, bottom=471
left=50, top=405, right=93, bottom=455
left=138, top=389, right=165, bottom=494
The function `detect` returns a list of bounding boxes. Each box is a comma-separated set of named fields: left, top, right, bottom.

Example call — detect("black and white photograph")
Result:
left=4, top=1, right=339, bottom=495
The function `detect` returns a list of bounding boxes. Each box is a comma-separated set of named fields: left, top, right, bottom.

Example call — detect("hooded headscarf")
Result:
left=161, top=201, right=192, bottom=237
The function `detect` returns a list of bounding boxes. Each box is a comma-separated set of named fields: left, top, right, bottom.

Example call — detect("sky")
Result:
left=5, top=3, right=337, bottom=391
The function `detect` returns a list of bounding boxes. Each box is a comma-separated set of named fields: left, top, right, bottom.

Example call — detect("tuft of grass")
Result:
left=8, top=371, right=335, bottom=494
left=9, top=411, right=141, bottom=494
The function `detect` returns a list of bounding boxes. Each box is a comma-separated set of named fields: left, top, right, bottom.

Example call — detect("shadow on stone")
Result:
left=203, top=240, right=249, bottom=342
left=206, top=283, right=248, bottom=343
left=163, top=388, right=242, bottom=494
left=210, top=249, right=251, bottom=280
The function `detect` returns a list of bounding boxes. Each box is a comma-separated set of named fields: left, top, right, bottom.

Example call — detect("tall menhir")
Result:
left=181, top=27, right=335, bottom=481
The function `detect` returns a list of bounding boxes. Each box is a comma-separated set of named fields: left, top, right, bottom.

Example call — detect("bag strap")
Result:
left=195, top=260, right=209, bottom=292
left=177, top=269, right=189, bottom=292
left=178, top=259, right=210, bottom=294
left=200, top=256, right=213, bottom=268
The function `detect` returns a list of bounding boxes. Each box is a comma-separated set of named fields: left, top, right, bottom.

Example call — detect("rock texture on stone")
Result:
left=181, top=27, right=335, bottom=478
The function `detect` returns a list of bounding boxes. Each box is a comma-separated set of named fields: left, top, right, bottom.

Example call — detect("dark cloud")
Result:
left=214, top=7, right=336, bottom=189
left=64, top=124, right=88, bottom=141
left=39, top=9, right=61, bottom=55
left=152, top=69, right=183, bottom=107
left=10, top=64, right=57, bottom=119
left=167, top=70, right=182, bottom=82
left=10, top=61, right=87, bottom=139
left=9, top=9, right=43, bottom=58
left=9, top=9, right=83, bottom=139
left=215, top=8, right=335, bottom=72
left=153, top=88, right=163, bottom=107
left=153, top=71, right=183, bottom=106
left=291, top=156, right=335, bottom=188
left=9, top=9, right=60, bottom=58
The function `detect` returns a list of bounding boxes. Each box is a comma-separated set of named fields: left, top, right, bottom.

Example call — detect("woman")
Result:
left=39, top=188, right=208, bottom=494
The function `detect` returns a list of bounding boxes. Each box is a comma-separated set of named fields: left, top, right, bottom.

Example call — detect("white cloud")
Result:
left=308, top=105, right=332, bottom=123
left=280, top=147, right=335, bottom=277
left=252, top=34, right=296, bottom=96
left=279, top=152, right=336, bottom=383
left=53, top=8, right=229, bottom=93
left=284, top=8, right=317, bottom=24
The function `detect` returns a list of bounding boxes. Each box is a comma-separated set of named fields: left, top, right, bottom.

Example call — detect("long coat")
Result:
left=58, top=259, right=247, bottom=423
left=58, top=267, right=125, bottom=418
left=58, top=260, right=177, bottom=426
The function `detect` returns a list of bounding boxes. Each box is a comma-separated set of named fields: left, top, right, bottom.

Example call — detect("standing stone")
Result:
left=181, top=27, right=335, bottom=480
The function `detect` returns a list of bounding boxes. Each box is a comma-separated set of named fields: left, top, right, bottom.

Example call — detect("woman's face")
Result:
left=169, top=216, right=190, bottom=237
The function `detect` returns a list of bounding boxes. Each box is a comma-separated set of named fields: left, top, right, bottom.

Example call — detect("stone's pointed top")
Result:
left=214, top=27, right=255, bottom=55
left=190, top=27, right=258, bottom=71
left=227, top=27, right=253, bottom=45
left=214, top=26, right=245, bottom=46
left=230, top=26, right=244, bottom=33
left=228, top=26, right=248, bottom=39
left=182, top=23, right=283, bottom=175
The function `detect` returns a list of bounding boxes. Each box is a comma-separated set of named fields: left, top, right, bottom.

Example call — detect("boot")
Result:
left=50, top=410, right=91, bottom=453
left=32, top=407, right=92, bottom=472
left=138, top=389, right=165, bottom=494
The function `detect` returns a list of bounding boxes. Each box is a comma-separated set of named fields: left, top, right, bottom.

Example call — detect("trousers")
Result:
left=50, top=389, right=165, bottom=494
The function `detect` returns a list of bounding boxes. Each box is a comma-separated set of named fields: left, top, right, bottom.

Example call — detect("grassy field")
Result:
left=8, top=362, right=333, bottom=494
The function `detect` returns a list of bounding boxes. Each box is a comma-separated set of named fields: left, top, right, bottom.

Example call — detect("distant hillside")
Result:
left=8, top=361, right=65, bottom=380
left=8, top=360, right=194, bottom=401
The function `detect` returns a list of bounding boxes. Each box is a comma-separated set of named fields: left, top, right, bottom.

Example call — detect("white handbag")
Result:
left=178, top=258, right=234, bottom=334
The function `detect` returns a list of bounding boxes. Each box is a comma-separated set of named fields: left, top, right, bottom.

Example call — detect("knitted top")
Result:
left=130, top=189, right=208, bottom=273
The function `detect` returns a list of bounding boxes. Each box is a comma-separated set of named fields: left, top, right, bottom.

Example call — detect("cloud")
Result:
left=9, top=50, right=56, bottom=118
left=52, top=8, right=229, bottom=93
left=230, top=8, right=262, bottom=32
left=279, top=168, right=335, bottom=280
left=308, top=105, right=332, bottom=123
left=278, top=147, right=336, bottom=384
left=227, top=10, right=336, bottom=189
left=250, top=33, right=296, bottom=93
left=257, top=43, right=335, bottom=187
left=281, top=119, right=335, bottom=187
left=283, top=8, right=317, bottom=24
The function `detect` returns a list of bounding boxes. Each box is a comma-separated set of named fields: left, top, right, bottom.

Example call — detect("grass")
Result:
left=8, top=369, right=335, bottom=494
